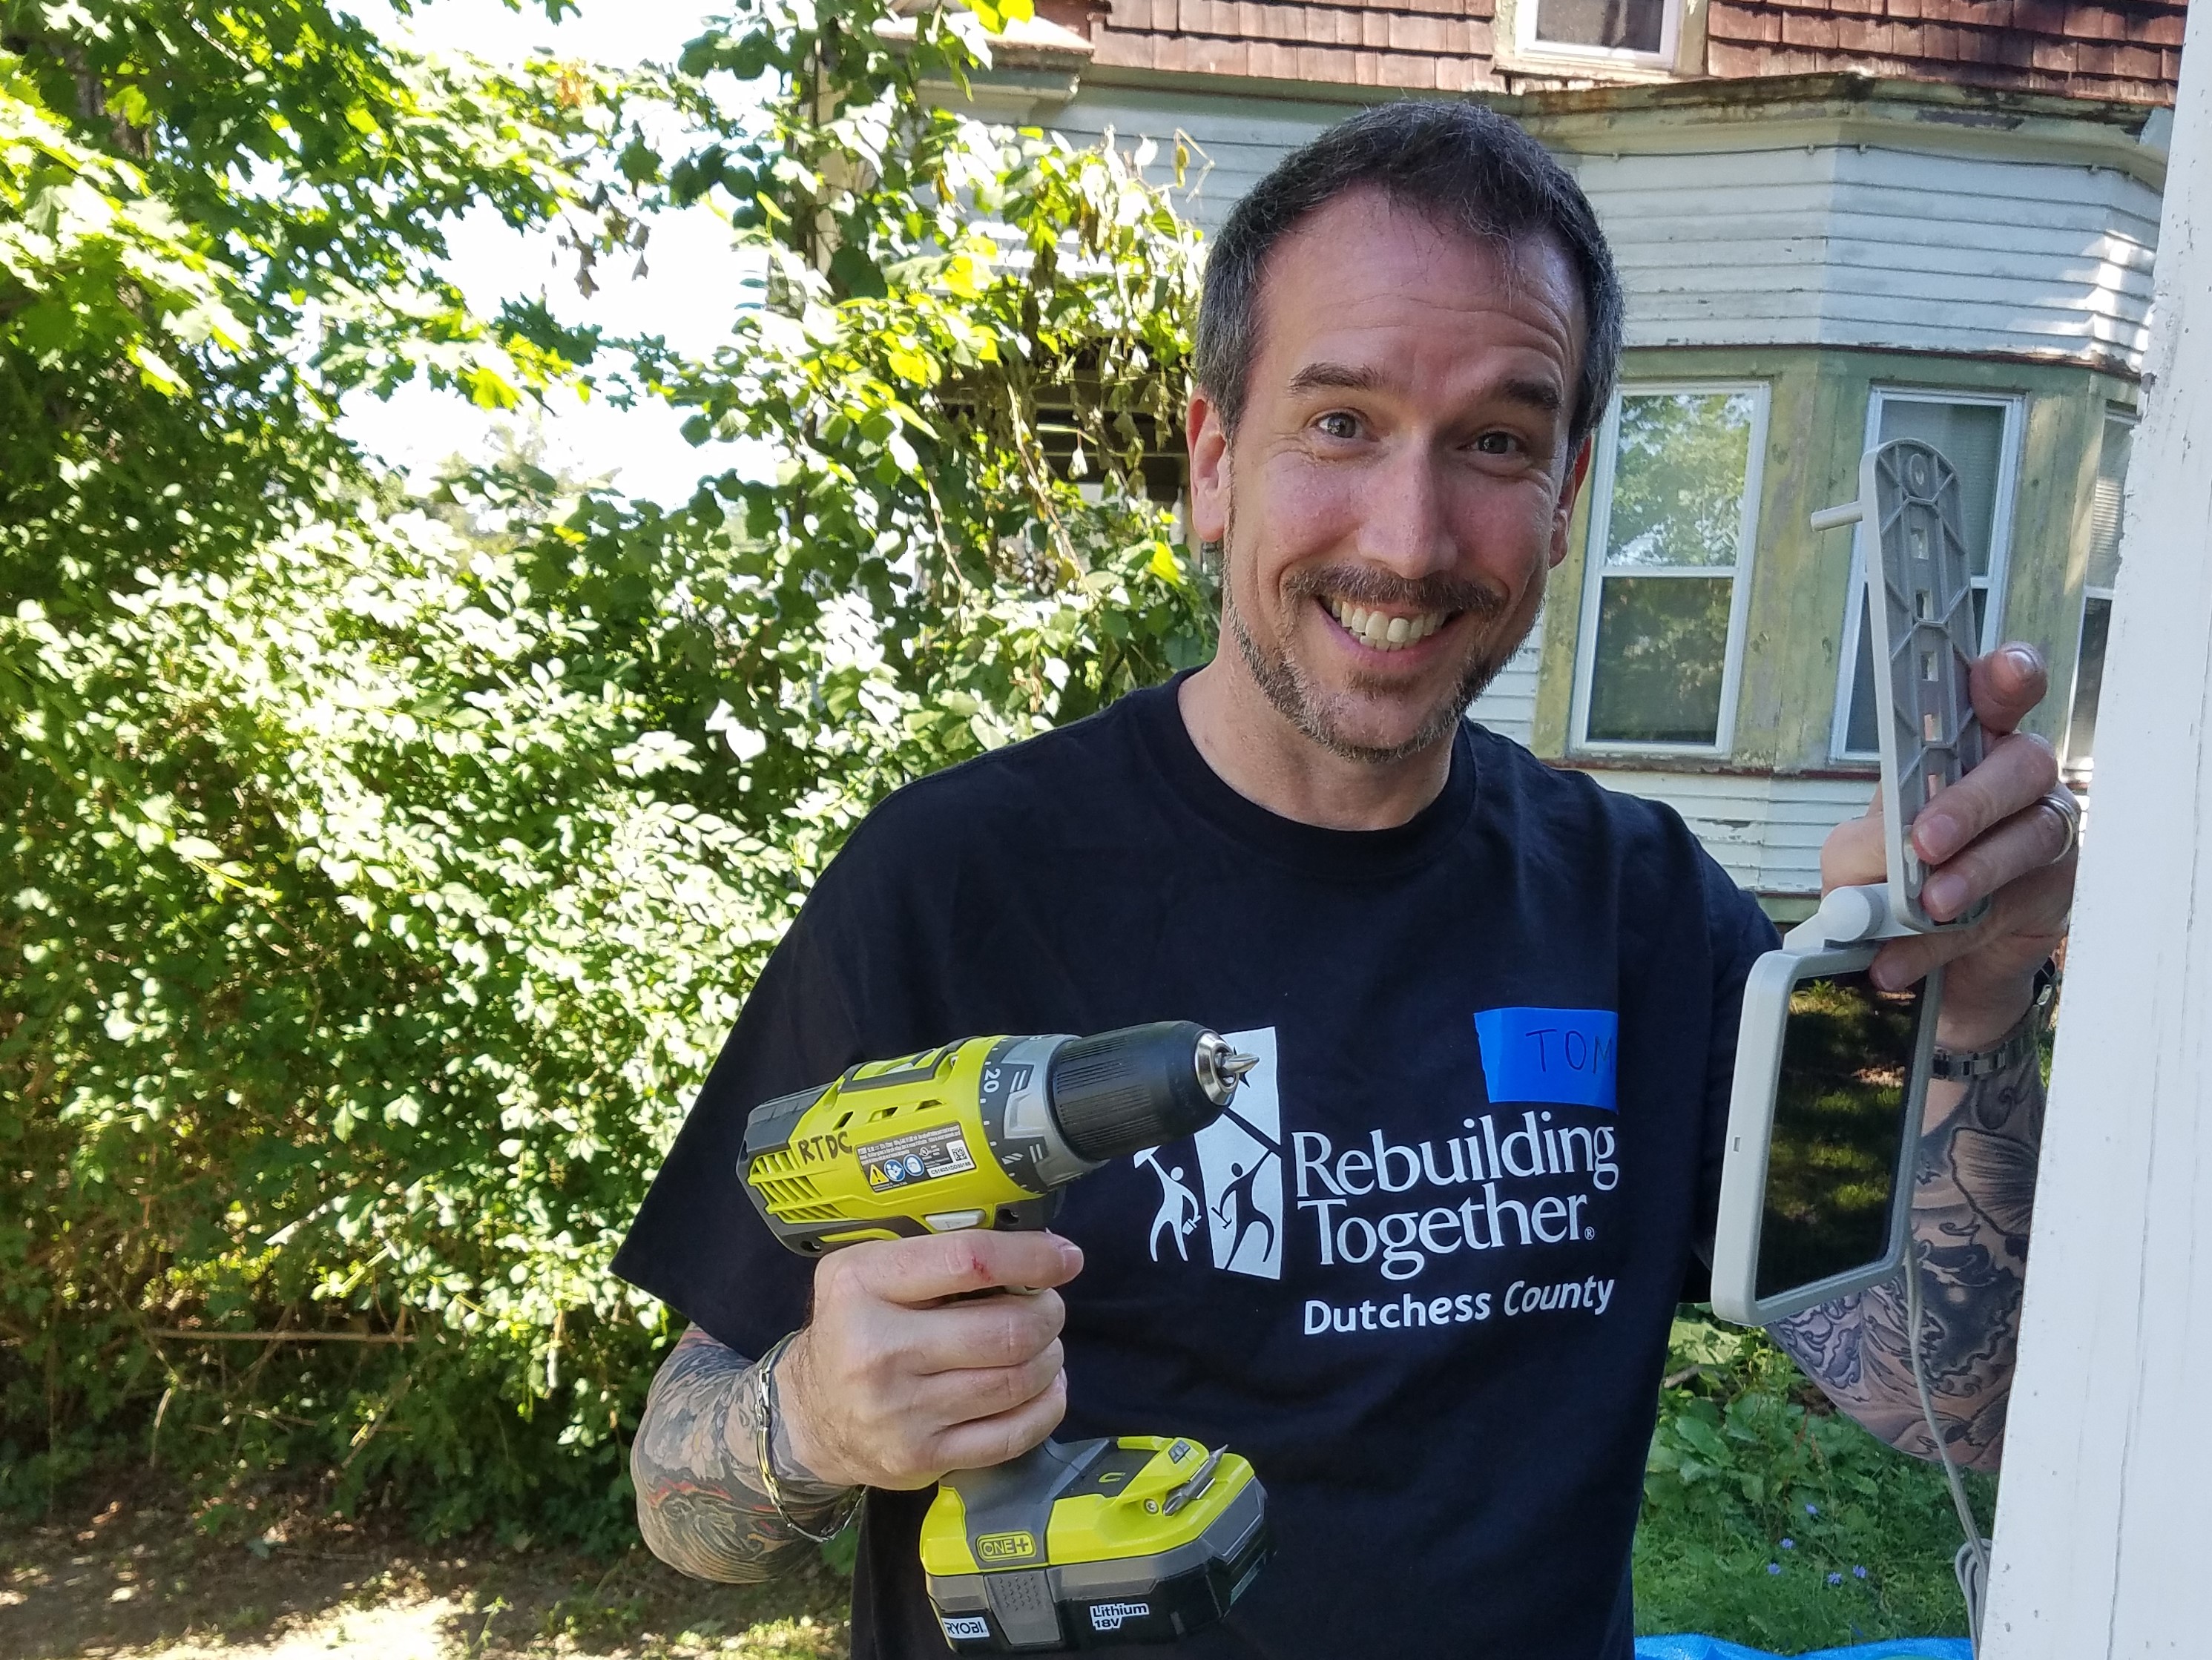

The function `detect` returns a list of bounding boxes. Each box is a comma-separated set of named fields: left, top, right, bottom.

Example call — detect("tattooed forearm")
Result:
left=631, top=1325, right=856, bottom=1583
left=1770, top=1044, right=2044, bottom=1473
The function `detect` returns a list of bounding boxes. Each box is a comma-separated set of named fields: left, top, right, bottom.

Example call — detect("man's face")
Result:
left=1188, top=190, right=1591, bottom=765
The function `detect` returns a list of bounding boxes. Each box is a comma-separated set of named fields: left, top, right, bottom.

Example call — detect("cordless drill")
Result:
left=740, top=1021, right=1272, bottom=1653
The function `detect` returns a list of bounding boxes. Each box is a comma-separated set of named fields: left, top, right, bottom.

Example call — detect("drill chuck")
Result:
left=1047, top=1021, right=1255, bottom=1163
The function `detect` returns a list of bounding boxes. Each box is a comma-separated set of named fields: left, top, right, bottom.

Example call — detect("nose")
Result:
left=1354, top=438, right=1455, bottom=580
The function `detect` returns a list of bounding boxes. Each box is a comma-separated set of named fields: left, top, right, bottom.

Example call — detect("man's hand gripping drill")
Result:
left=737, top=1021, right=1271, bottom=1653
left=777, top=1226, right=1087, bottom=1492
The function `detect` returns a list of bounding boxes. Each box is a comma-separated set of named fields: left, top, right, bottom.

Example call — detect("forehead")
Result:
left=1248, top=188, right=1585, bottom=392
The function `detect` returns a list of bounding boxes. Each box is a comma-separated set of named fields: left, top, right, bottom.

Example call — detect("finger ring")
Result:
left=2041, top=788, right=2081, bottom=862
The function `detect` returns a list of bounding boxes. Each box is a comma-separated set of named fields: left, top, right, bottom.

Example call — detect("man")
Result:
left=611, top=101, right=2076, bottom=1656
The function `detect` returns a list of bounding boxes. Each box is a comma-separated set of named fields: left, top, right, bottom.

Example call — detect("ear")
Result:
left=1188, top=389, right=1231, bottom=545
left=1549, top=434, right=1594, bottom=570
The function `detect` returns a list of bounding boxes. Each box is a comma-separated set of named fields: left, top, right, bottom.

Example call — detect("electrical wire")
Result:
left=1903, top=1246, right=1990, bottom=1653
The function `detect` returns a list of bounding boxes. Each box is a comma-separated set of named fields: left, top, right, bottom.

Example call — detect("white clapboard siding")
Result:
left=1579, top=143, right=2161, bottom=366
left=1052, top=87, right=1338, bottom=231
left=1981, top=7, right=2212, bottom=1651
left=1050, top=88, right=2162, bottom=369
left=1464, top=608, right=1542, bottom=746
left=1572, top=769, right=1871, bottom=895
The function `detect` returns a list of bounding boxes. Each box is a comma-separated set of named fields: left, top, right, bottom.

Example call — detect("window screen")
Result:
left=1531, top=0, right=1668, bottom=53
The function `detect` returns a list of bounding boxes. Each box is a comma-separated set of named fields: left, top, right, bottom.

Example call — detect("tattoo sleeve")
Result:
left=631, top=1325, right=858, bottom=1583
left=1768, top=1044, right=2045, bottom=1473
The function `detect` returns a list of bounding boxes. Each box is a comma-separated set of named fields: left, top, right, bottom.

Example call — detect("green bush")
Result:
left=1635, top=1311, right=1993, bottom=1650
left=2, top=0, right=1209, bottom=1541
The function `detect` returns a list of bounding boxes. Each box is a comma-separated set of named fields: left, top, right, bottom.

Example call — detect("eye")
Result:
left=1314, top=411, right=1361, bottom=441
left=1474, top=431, right=1521, bottom=456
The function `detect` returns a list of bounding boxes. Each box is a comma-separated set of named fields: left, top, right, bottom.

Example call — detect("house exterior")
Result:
left=947, top=0, right=2181, bottom=914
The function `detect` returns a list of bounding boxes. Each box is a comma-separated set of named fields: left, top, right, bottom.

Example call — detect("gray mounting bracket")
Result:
left=1800, top=438, right=1990, bottom=943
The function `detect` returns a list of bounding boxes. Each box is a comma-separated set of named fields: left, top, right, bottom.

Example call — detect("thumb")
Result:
left=1969, top=643, right=2048, bottom=739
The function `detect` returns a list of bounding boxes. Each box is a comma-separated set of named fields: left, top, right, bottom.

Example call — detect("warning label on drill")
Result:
left=857, top=1124, right=975, bottom=1192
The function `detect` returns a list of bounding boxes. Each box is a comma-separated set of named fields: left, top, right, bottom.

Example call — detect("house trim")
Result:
left=1070, top=67, right=2169, bottom=189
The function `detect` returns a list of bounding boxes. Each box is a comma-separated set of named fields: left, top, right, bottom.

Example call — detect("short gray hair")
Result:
left=1194, top=101, right=1624, bottom=449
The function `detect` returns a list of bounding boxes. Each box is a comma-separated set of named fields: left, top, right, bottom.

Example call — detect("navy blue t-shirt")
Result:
left=613, top=675, right=1778, bottom=1659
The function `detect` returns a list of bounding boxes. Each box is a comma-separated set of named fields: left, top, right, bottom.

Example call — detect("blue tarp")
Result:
left=1636, top=1639, right=1972, bottom=1660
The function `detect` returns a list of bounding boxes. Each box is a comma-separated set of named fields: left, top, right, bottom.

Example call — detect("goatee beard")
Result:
left=1219, top=500, right=1542, bottom=766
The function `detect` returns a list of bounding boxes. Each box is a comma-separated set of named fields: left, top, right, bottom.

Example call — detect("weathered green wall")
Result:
left=1530, top=346, right=2136, bottom=770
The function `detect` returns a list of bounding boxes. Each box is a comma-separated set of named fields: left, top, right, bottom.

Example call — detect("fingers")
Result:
left=933, top=1370, right=1069, bottom=1474
left=834, top=1229, right=1083, bottom=1308
left=1909, top=729, right=2058, bottom=871
left=1820, top=799, right=1886, bottom=894
left=1967, top=642, right=2048, bottom=740
left=1869, top=855, right=2074, bottom=998
left=1917, top=788, right=2075, bottom=923
left=893, top=1288, right=1067, bottom=1376
left=907, top=1339, right=1067, bottom=1424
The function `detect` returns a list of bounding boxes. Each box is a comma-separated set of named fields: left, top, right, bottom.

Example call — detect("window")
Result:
left=1570, top=385, right=1768, bottom=754
left=1831, top=391, right=2023, bottom=760
left=2064, top=410, right=2134, bottom=787
left=1524, top=0, right=1680, bottom=62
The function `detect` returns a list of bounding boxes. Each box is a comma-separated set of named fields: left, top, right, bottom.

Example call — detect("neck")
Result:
left=1176, top=659, right=1457, bottom=831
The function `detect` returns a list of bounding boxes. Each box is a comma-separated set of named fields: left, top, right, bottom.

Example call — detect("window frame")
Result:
left=2063, top=406, right=2137, bottom=787
left=1567, top=380, right=1772, bottom=759
left=1828, top=386, right=2025, bottom=763
left=1517, top=0, right=1683, bottom=69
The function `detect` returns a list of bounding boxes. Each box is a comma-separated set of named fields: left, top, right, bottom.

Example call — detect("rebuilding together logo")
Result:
left=1133, top=1013, right=1621, bottom=1337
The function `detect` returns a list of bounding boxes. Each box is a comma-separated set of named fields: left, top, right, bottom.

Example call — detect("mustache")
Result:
left=1282, top=564, right=1507, bottom=618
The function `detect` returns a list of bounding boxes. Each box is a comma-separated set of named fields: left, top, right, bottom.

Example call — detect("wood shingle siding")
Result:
left=1076, top=0, right=2185, bottom=101
left=1703, top=0, right=2185, bottom=103
left=1088, top=0, right=1503, bottom=88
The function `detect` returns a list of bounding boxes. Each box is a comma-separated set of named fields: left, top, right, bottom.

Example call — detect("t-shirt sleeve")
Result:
left=610, top=806, right=955, bottom=1359
left=1689, top=857, right=1784, bottom=1273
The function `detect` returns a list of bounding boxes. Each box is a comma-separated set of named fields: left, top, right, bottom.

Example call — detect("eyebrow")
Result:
left=1285, top=360, right=1384, bottom=395
left=1498, top=376, right=1564, bottom=415
left=1284, top=361, right=1564, bottom=415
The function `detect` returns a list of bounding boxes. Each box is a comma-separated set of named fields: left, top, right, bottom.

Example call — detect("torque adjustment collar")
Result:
left=1046, top=1021, right=1254, bottom=1164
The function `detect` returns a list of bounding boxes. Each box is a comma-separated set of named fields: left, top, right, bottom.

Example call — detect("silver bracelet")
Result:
left=751, top=1333, right=863, bottom=1544
left=1929, top=958, right=2059, bottom=1081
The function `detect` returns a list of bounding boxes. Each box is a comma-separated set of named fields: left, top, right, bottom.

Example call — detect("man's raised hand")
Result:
left=777, top=1229, right=1082, bottom=1492
left=1818, top=642, right=2078, bottom=1047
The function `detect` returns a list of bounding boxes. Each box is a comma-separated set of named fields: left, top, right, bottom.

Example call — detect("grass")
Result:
left=1633, top=1309, right=1991, bottom=1653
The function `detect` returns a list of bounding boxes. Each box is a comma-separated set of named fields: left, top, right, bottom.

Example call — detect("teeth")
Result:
left=1321, top=595, right=1448, bottom=653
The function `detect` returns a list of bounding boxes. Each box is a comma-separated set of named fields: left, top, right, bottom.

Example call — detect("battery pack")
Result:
left=922, top=1435, right=1271, bottom=1653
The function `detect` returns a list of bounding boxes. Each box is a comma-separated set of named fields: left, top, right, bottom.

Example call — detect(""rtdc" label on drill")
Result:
left=857, top=1123, right=977, bottom=1193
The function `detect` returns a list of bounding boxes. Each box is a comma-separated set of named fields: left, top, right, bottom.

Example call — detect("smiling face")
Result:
left=1188, top=190, right=1592, bottom=770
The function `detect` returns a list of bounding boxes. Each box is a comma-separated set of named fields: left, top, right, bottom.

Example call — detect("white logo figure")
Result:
left=1136, top=1149, right=1202, bottom=1262
left=1195, top=1027, right=1284, bottom=1280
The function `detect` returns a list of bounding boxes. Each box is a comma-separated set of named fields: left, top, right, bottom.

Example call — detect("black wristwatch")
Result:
left=1929, top=958, right=2060, bottom=1081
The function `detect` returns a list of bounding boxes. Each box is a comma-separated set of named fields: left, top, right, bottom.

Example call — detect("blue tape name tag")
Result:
left=1472, top=1007, right=1619, bottom=1110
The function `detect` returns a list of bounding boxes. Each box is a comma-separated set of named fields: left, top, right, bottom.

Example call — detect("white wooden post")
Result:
left=1981, top=10, right=2212, bottom=1653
